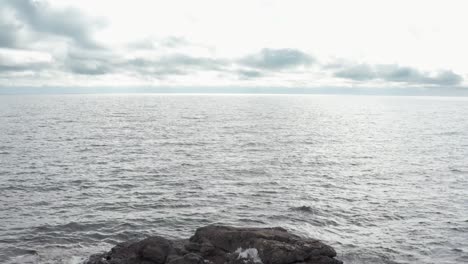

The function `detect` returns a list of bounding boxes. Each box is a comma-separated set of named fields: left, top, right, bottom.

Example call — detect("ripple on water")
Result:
left=1, top=95, right=468, bottom=264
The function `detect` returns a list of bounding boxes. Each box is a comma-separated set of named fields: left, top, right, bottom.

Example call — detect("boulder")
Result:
left=85, top=225, right=342, bottom=264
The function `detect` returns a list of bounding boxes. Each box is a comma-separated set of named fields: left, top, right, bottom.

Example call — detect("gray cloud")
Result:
left=60, top=50, right=229, bottom=77
left=334, top=64, right=375, bottom=81
left=0, top=15, right=22, bottom=48
left=62, top=47, right=117, bottom=75
left=239, top=48, right=315, bottom=70
left=334, top=63, right=463, bottom=86
left=237, top=69, right=264, bottom=79
left=124, top=54, right=228, bottom=77
left=0, top=0, right=106, bottom=76
left=2, top=0, right=103, bottom=49
left=0, top=62, right=45, bottom=73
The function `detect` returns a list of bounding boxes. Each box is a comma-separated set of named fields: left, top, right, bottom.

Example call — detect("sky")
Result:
left=0, top=0, right=467, bottom=94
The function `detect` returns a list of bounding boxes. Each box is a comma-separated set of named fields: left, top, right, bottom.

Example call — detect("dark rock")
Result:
left=138, top=237, right=172, bottom=264
left=167, top=253, right=205, bottom=264
left=86, top=236, right=172, bottom=264
left=290, top=206, right=316, bottom=214
left=85, top=225, right=342, bottom=264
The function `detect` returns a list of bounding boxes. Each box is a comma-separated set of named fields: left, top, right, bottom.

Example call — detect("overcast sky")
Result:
left=0, top=0, right=467, bottom=93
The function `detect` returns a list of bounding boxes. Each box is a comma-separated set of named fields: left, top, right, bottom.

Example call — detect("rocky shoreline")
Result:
left=85, top=225, right=342, bottom=264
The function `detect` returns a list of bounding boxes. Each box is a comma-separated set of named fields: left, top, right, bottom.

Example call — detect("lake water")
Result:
left=0, top=94, right=467, bottom=264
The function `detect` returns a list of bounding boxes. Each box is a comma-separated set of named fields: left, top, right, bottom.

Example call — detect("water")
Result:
left=0, top=94, right=467, bottom=264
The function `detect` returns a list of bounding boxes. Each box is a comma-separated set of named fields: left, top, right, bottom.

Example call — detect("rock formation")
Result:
left=85, top=225, right=342, bottom=264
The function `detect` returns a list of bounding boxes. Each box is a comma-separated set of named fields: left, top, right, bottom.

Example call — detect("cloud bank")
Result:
left=239, top=48, right=315, bottom=70
left=333, top=63, right=463, bottom=86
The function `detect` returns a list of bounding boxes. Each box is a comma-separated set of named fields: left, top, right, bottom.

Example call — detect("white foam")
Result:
left=7, top=254, right=39, bottom=264
left=235, top=247, right=263, bottom=263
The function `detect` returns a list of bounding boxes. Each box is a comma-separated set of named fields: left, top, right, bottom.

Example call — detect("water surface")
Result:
left=0, top=94, right=467, bottom=264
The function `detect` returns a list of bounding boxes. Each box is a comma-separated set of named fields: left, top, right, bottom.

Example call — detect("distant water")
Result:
left=0, top=94, right=467, bottom=264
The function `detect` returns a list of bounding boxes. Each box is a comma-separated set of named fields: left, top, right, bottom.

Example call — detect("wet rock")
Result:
left=290, top=206, right=316, bottom=214
left=85, top=225, right=342, bottom=264
left=86, top=236, right=172, bottom=264
left=167, top=253, right=205, bottom=264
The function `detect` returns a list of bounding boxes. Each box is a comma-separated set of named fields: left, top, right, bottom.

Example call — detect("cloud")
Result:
left=0, top=15, right=22, bottom=48
left=64, top=49, right=115, bottom=75
left=333, top=63, right=375, bottom=81
left=124, top=54, right=228, bottom=77
left=2, top=0, right=103, bottom=49
left=334, top=63, right=463, bottom=86
left=0, top=49, right=52, bottom=72
left=237, top=69, right=264, bottom=79
left=60, top=49, right=229, bottom=77
left=239, top=48, right=315, bottom=70
left=1, top=0, right=111, bottom=76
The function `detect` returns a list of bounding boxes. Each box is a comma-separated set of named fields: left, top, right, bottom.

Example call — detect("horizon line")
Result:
left=1, top=86, right=468, bottom=97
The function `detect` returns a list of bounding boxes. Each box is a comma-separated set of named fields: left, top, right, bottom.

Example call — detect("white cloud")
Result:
left=0, top=48, right=53, bottom=71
